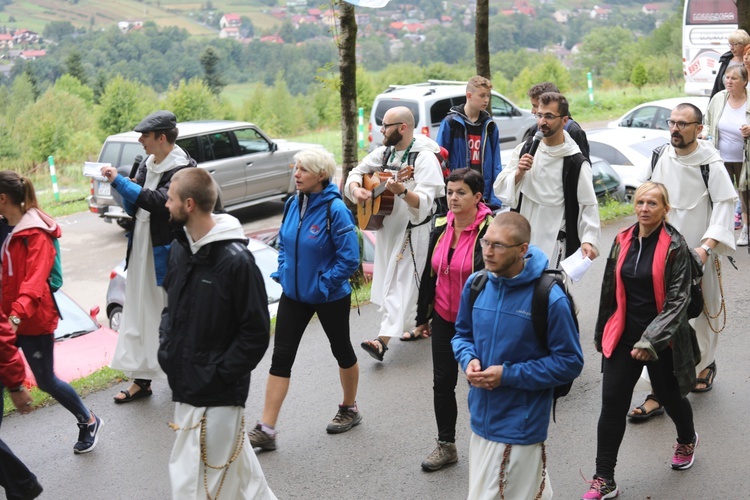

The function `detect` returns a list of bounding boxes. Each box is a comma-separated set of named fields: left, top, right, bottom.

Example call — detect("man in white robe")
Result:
left=630, top=102, right=737, bottom=417
left=346, top=106, right=445, bottom=361
left=494, top=92, right=601, bottom=266
left=160, top=168, right=275, bottom=499
left=102, top=110, right=194, bottom=403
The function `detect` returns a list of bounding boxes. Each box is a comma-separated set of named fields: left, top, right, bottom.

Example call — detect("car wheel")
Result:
left=625, top=187, right=635, bottom=204
left=109, top=306, right=123, bottom=332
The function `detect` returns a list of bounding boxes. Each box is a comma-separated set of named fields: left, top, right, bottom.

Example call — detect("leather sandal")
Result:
left=361, top=338, right=388, bottom=362
left=627, top=394, right=665, bottom=421
left=692, top=361, right=717, bottom=393
left=114, top=381, right=153, bottom=404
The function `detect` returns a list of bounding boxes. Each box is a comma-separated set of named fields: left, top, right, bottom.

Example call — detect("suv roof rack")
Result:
left=384, top=80, right=467, bottom=94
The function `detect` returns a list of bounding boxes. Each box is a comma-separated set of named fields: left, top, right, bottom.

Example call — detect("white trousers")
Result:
left=169, top=403, right=277, bottom=500
left=468, top=433, right=553, bottom=500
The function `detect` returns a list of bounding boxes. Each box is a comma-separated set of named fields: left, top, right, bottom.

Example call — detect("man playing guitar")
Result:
left=346, top=106, right=445, bottom=362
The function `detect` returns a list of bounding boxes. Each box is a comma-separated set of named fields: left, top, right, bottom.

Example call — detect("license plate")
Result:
left=97, top=183, right=111, bottom=196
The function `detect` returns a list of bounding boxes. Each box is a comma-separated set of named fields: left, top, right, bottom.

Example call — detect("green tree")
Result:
left=162, top=78, right=221, bottom=122
left=630, top=63, right=648, bottom=91
left=53, top=74, right=95, bottom=107
left=575, top=26, right=635, bottom=79
left=65, top=51, right=88, bottom=85
left=200, top=46, right=224, bottom=96
left=43, top=21, right=75, bottom=42
left=97, top=76, right=158, bottom=137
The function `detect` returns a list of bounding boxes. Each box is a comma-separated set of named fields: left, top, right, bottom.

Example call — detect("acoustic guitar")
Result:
left=357, top=166, right=414, bottom=231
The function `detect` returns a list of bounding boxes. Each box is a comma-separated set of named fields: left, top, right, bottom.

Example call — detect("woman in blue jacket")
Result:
left=248, top=149, right=361, bottom=451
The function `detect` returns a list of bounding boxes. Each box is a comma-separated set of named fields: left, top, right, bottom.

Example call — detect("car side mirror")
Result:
left=271, top=142, right=278, bottom=152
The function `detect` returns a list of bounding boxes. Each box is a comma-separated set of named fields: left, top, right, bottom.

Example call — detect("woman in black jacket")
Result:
left=710, top=29, right=750, bottom=98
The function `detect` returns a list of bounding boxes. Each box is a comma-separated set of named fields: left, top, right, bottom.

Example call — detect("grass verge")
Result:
left=3, top=367, right=125, bottom=417
left=599, top=198, right=634, bottom=222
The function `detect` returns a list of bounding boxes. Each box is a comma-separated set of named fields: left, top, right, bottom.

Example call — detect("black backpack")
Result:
left=468, top=268, right=579, bottom=422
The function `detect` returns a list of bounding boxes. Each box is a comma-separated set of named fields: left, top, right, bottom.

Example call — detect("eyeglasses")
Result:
left=479, top=238, right=523, bottom=251
left=729, top=42, right=743, bottom=47
left=381, top=122, right=403, bottom=130
left=666, top=120, right=700, bottom=130
left=534, top=113, right=562, bottom=121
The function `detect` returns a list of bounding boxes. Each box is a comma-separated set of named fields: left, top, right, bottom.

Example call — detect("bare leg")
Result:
left=340, top=363, right=359, bottom=406
left=260, top=375, right=290, bottom=427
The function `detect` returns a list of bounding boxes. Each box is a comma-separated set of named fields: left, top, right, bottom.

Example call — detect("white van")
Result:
left=367, top=80, right=537, bottom=152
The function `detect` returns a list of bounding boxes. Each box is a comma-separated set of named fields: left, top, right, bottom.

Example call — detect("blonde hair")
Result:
left=293, top=149, right=337, bottom=180
left=634, top=181, right=670, bottom=221
left=728, top=29, right=750, bottom=46
left=467, top=75, right=492, bottom=93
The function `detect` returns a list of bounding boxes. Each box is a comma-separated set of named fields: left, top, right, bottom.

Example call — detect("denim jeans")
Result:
left=15, top=334, right=90, bottom=423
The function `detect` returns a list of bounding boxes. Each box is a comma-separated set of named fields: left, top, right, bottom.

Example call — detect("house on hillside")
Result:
left=513, top=0, right=535, bottom=17
left=553, top=10, right=570, bottom=23
left=220, top=13, right=241, bottom=29
left=642, top=3, right=659, bottom=15
left=13, top=29, right=40, bottom=45
left=117, top=21, right=143, bottom=33
left=219, top=27, right=240, bottom=39
left=0, top=34, right=13, bottom=49
left=260, top=35, right=284, bottom=44
left=20, top=49, right=45, bottom=60
left=590, top=5, right=611, bottom=20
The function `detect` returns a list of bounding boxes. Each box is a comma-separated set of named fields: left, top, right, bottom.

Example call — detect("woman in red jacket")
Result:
left=0, top=172, right=102, bottom=454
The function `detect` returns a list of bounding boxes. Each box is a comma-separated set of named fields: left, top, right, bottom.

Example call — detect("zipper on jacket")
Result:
left=294, top=201, right=304, bottom=300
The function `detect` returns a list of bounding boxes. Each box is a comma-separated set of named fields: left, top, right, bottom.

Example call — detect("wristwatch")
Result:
left=398, top=188, right=408, bottom=199
left=8, top=315, right=20, bottom=326
left=8, top=386, right=24, bottom=393
left=700, top=244, right=713, bottom=256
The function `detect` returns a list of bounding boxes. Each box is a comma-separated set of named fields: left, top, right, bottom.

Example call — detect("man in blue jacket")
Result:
left=437, top=76, right=502, bottom=208
left=452, top=212, right=583, bottom=499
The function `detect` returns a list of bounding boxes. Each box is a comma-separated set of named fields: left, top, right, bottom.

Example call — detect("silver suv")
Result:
left=367, top=80, right=537, bottom=152
left=88, top=120, right=327, bottom=225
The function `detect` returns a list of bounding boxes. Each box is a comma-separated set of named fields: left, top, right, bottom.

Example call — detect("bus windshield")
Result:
left=683, top=0, right=737, bottom=96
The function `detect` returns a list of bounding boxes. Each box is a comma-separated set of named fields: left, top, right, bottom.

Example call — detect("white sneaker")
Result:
left=737, top=226, right=748, bottom=246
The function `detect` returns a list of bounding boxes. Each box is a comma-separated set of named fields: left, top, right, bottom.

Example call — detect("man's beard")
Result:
left=671, top=133, right=694, bottom=149
left=383, top=129, right=403, bottom=147
left=169, top=209, right=188, bottom=225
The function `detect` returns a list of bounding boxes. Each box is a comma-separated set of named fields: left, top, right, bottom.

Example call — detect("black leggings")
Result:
left=269, top=293, right=356, bottom=378
left=431, top=312, right=459, bottom=443
left=595, top=342, right=695, bottom=480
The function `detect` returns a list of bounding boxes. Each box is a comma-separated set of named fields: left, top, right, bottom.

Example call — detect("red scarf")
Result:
left=601, top=224, right=670, bottom=358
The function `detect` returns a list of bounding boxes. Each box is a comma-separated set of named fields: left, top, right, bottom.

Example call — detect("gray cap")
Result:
left=134, top=110, right=177, bottom=133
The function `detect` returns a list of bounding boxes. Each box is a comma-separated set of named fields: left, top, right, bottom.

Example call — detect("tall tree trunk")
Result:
left=338, top=1, right=358, bottom=209
left=737, top=1, right=750, bottom=34
left=475, top=0, right=490, bottom=79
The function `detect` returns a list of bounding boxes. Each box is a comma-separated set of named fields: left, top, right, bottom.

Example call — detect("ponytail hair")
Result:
left=0, top=171, right=39, bottom=213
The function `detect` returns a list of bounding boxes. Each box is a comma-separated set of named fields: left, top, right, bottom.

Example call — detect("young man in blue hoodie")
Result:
left=452, top=212, right=584, bottom=499
left=437, top=76, right=502, bottom=208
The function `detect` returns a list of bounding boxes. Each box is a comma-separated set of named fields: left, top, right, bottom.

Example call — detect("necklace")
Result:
left=388, top=138, right=416, bottom=167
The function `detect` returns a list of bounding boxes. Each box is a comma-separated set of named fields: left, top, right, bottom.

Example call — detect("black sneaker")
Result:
left=74, top=411, right=103, bottom=454
left=326, top=404, right=362, bottom=434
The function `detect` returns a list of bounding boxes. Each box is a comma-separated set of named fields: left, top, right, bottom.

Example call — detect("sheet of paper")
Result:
left=83, top=162, right=110, bottom=182
left=560, top=248, right=592, bottom=282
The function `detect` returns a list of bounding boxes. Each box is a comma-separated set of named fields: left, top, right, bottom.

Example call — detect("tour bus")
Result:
left=683, top=0, right=738, bottom=96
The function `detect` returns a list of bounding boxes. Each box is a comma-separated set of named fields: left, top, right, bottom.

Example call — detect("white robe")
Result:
left=646, top=141, right=737, bottom=373
left=110, top=148, right=189, bottom=379
left=345, top=135, right=445, bottom=337
left=493, top=131, right=601, bottom=265
left=169, top=404, right=277, bottom=500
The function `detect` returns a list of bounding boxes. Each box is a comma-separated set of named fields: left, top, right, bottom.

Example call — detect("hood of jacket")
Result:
left=295, top=181, right=342, bottom=214
left=184, top=213, right=246, bottom=254
left=3, top=208, right=61, bottom=275
left=146, top=145, right=191, bottom=175
left=411, top=133, right=442, bottom=154
left=447, top=104, right=492, bottom=127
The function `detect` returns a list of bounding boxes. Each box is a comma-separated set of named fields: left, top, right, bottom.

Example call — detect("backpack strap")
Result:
left=649, top=143, right=669, bottom=180
left=531, top=269, right=578, bottom=350
left=469, top=269, right=489, bottom=308
left=280, top=195, right=295, bottom=225
left=700, top=164, right=711, bottom=205
left=381, top=146, right=394, bottom=170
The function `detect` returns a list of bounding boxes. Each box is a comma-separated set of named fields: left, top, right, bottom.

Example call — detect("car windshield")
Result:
left=252, top=247, right=283, bottom=304
left=629, top=137, right=669, bottom=158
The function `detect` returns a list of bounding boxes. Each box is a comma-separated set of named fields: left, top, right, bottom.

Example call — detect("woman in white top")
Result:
left=704, top=64, right=750, bottom=247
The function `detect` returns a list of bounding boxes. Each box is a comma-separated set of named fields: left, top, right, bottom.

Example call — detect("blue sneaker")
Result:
left=74, top=411, right=103, bottom=454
